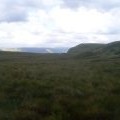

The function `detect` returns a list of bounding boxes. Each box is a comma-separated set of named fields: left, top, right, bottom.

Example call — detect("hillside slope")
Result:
left=68, top=43, right=105, bottom=54
left=68, top=41, right=120, bottom=57
left=101, top=41, right=120, bottom=55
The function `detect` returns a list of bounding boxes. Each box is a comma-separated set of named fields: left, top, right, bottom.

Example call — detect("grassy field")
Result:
left=0, top=51, right=120, bottom=120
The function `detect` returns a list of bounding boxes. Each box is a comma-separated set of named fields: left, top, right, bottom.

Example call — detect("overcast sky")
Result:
left=0, top=0, right=120, bottom=48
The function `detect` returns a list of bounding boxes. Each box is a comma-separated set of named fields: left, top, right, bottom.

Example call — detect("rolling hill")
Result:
left=68, top=43, right=105, bottom=54
left=68, top=41, right=120, bottom=57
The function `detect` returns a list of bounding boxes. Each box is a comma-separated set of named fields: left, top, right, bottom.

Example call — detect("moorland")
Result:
left=0, top=41, right=120, bottom=120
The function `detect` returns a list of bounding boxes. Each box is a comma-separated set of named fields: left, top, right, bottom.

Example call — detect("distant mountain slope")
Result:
left=101, top=41, right=120, bottom=55
left=0, top=47, right=69, bottom=53
left=68, top=41, right=120, bottom=57
left=68, top=43, right=105, bottom=54
left=0, top=48, right=21, bottom=52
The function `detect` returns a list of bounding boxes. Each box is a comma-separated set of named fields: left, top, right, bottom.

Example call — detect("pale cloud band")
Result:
left=0, top=0, right=120, bottom=47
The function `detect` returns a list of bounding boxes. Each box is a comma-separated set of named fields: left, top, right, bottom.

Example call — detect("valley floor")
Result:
left=0, top=52, right=120, bottom=120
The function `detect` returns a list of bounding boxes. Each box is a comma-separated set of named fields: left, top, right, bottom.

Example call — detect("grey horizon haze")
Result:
left=0, top=0, right=120, bottom=48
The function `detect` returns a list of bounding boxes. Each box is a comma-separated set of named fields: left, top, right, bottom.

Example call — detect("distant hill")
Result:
left=101, top=41, right=120, bottom=55
left=68, top=43, right=105, bottom=54
left=0, top=47, right=69, bottom=53
left=68, top=41, right=120, bottom=57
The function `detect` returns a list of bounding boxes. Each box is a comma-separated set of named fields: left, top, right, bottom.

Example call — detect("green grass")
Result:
left=0, top=52, right=120, bottom=120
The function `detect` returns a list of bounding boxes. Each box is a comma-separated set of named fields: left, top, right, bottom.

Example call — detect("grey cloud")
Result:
left=62, top=0, right=81, bottom=9
left=0, top=0, right=44, bottom=23
left=0, top=8, right=27, bottom=22
left=0, top=0, right=27, bottom=22
left=104, top=29, right=120, bottom=35
left=62, top=0, right=120, bottom=10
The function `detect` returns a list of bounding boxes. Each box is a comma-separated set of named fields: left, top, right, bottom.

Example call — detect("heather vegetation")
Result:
left=0, top=41, right=120, bottom=120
